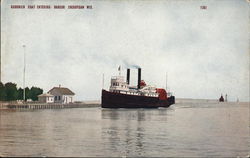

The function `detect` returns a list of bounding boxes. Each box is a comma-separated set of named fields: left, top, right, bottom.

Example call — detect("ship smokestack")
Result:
left=126, top=69, right=130, bottom=84
left=138, top=68, right=141, bottom=89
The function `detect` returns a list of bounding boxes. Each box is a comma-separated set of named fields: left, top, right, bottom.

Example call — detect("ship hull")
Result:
left=101, top=90, right=175, bottom=108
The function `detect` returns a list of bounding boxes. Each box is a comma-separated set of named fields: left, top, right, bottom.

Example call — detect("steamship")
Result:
left=101, top=67, right=175, bottom=108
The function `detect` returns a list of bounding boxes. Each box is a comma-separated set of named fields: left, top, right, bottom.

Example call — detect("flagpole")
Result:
left=118, top=66, right=121, bottom=76
left=23, top=45, right=26, bottom=102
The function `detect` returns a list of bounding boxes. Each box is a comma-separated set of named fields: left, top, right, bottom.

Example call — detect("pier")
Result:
left=0, top=101, right=100, bottom=110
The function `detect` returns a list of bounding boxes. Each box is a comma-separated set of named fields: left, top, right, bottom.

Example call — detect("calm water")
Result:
left=0, top=102, right=249, bottom=157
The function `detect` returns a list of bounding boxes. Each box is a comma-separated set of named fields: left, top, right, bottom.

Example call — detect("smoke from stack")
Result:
left=131, top=64, right=141, bottom=69
left=122, top=60, right=141, bottom=69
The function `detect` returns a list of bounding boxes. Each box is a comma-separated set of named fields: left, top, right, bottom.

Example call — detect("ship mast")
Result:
left=166, top=72, right=168, bottom=90
left=102, top=73, right=104, bottom=89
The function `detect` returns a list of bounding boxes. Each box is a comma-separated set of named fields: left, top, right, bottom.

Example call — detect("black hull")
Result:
left=101, top=90, right=175, bottom=108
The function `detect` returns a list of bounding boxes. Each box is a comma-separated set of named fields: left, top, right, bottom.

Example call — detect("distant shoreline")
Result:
left=175, top=98, right=249, bottom=104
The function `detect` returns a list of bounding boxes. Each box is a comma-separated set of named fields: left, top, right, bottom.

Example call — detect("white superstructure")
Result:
left=109, top=75, right=158, bottom=97
left=109, top=76, right=129, bottom=92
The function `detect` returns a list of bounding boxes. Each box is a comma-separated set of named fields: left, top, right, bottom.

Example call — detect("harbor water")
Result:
left=0, top=101, right=249, bottom=157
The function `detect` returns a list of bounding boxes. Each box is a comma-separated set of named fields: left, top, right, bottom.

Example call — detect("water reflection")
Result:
left=101, top=108, right=172, bottom=121
left=101, top=109, right=148, bottom=121
left=100, top=108, right=171, bottom=156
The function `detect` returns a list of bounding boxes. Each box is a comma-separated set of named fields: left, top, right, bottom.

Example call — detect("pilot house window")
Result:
left=113, top=82, right=120, bottom=86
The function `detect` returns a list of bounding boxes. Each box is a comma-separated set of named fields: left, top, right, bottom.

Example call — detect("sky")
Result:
left=1, top=0, right=249, bottom=102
